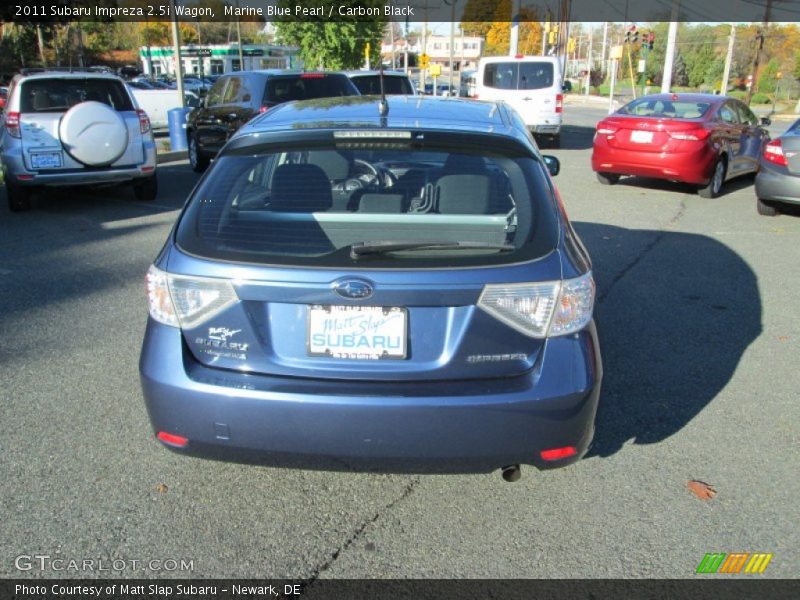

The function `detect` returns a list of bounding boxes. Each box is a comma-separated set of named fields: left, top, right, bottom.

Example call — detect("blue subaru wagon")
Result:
left=140, top=95, right=602, bottom=480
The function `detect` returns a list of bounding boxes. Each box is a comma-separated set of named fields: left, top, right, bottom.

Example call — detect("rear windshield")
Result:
left=349, top=75, right=415, bottom=95
left=483, top=62, right=554, bottom=90
left=265, top=75, right=358, bottom=104
left=618, top=98, right=711, bottom=119
left=176, top=143, right=558, bottom=268
left=20, top=78, right=134, bottom=113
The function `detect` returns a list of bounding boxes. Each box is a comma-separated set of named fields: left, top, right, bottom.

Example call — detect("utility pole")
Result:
left=235, top=0, right=244, bottom=71
left=661, top=22, right=679, bottom=92
left=390, top=20, right=396, bottom=70
left=509, top=0, right=521, bottom=56
left=169, top=0, right=185, bottom=107
left=721, top=25, right=736, bottom=96
left=448, top=0, right=457, bottom=93
left=745, top=0, right=773, bottom=106
left=36, top=25, right=47, bottom=67
left=585, top=23, right=593, bottom=95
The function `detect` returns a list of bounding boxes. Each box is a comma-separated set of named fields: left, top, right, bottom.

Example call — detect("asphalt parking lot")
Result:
left=1, top=105, right=797, bottom=579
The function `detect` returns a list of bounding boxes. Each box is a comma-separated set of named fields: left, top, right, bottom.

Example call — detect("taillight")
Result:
left=259, top=102, right=277, bottom=114
left=555, top=93, right=563, bottom=113
left=145, top=264, right=238, bottom=329
left=763, top=138, right=788, bottom=167
left=477, top=272, right=595, bottom=338
left=596, top=123, right=619, bottom=135
left=4, top=111, right=21, bottom=138
left=136, top=109, right=151, bottom=134
left=669, top=128, right=711, bottom=141
left=300, top=73, right=325, bottom=79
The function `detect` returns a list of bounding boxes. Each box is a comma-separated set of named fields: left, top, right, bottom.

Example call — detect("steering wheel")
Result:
left=348, top=158, right=397, bottom=190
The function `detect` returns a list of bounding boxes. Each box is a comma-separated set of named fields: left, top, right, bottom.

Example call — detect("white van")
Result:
left=475, top=55, right=563, bottom=147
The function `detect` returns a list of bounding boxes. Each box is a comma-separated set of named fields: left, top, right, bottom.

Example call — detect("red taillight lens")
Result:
left=136, top=109, right=151, bottom=134
left=157, top=431, right=188, bottom=448
left=5, top=111, right=21, bottom=138
left=540, top=446, right=577, bottom=461
left=596, top=122, right=618, bottom=135
left=763, top=138, right=788, bottom=167
left=669, top=128, right=711, bottom=141
left=300, top=73, right=325, bottom=79
left=259, top=102, right=277, bottom=114
left=555, top=93, right=563, bottom=113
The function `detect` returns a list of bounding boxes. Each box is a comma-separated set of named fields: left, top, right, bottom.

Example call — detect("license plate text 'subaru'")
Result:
left=307, top=305, right=407, bottom=360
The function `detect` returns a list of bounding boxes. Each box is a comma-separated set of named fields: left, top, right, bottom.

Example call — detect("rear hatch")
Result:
left=167, top=132, right=562, bottom=382
left=480, top=60, right=561, bottom=121
left=18, top=77, right=144, bottom=170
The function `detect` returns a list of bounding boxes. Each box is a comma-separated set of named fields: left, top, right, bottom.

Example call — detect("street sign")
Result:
left=184, top=48, right=212, bottom=57
left=429, top=64, right=441, bottom=77
left=243, top=49, right=264, bottom=57
left=419, top=53, right=429, bottom=69
left=609, top=45, right=623, bottom=60
left=638, top=59, right=646, bottom=73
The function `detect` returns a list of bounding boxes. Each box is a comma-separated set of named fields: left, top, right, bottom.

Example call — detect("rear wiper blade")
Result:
left=350, top=241, right=515, bottom=259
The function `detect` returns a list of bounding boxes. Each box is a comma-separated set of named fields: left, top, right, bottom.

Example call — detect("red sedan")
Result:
left=592, top=93, right=770, bottom=198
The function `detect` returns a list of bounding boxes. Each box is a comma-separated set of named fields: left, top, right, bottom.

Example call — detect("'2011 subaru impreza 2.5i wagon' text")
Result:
left=139, top=95, right=602, bottom=481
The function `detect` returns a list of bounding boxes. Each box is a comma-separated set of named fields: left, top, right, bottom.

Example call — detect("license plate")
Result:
left=30, top=152, right=62, bottom=169
left=307, top=305, right=407, bottom=360
left=630, top=130, right=654, bottom=143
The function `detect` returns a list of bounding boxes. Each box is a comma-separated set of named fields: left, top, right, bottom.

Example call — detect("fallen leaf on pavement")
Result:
left=687, top=480, right=716, bottom=500
left=154, top=483, right=168, bottom=494
left=778, top=336, right=789, bottom=342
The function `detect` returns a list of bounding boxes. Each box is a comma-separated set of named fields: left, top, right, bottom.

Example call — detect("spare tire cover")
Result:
left=59, top=101, right=129, bottom=166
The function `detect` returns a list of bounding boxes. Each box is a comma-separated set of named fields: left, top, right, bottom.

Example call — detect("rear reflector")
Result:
left=16, top=174, right=34, bottom=180
left=157, top=431, right=188, bottom=448
left=763, top=138, right=788, bottom=167
left=540, top=446, right=577, bottom=461
left=141, top=166, right=155, bottom=173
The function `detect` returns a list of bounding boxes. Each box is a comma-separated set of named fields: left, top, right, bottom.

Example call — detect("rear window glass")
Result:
left=349, top=75, right=415, bottom=95
left=618, top=98, right=711, bottom=119
left=483, top=62, right=554, bottom=90
left=265, top=75, right=358, bottom=104
left=176, top=143, right=558, bottom=268
left=20, top=78, right=134, bottom=113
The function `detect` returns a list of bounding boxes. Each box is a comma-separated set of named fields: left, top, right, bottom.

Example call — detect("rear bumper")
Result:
left=139, top=320, right=602, bottom=473
left=755, top=163, right=800, bottom=204
left=530, top=122, right=562, bottom=135
left=1, top=141, right=157, bottom=186
left=592, top=142, right=716, bottom=185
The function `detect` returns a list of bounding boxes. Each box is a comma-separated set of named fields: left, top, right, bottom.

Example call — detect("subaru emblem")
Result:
left=333, top=278, right=374, bottom=300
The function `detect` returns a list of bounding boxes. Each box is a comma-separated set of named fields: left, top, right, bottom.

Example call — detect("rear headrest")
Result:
left=306, top=151, right=350, bottom=182
left=358, top=194, right=405, bottom=213
left=270, top=164, right=332, bottom=212
left=436, top=175, right=491, bottom=214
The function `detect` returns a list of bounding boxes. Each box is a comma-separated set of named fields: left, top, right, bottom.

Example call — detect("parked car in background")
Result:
left=0, top=86, right=7, bottom=110
left=344, top=70, right=416, bottom=95
left=755, top=118, right=800, bottom=216
left=187, top=70, right=359, bottom=172
left=140, top=95, right=601, bottom=479
left=460, top=70, right=477, bottom=98
left=592, top=93, right=770, bottom=198
left=0, top=69, right=157, bottom=211
left=475, top=55, right=564, bottom=147
left=130, top=88, right=201, bottom=129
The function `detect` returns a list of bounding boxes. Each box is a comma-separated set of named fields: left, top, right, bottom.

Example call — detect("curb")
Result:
left=157, top=150, right=188, bottom=164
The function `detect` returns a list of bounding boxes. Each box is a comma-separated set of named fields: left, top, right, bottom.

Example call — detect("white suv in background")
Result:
left=0, top=69, right=158, bottom=211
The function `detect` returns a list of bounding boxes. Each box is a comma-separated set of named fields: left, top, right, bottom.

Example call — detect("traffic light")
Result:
left=568, top=38, right=576, bottom=53
left=625, top=25, right=637, bottom=44
left=647, top=31, right=655, bottom=50
left=548, top=30, right=558, bottom=45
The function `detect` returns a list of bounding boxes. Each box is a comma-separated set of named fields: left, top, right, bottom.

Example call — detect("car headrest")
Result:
left=436, top=175, right=491, bottom=214
left=270, top=164, right=332, bottom=212
left=442, top=153, right=488, bottom=175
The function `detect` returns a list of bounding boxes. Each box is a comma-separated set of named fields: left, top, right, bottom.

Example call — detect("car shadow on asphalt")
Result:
left=540, top=125, right=596, bottom=151
left=572, top=222, right=762, bottom=458
left=612, top=172, right=758, bottom=197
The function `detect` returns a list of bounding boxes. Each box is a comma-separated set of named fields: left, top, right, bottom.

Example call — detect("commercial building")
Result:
left=138, top=44, right=300, bottom=77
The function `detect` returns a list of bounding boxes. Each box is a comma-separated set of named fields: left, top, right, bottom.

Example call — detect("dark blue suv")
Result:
left=140, top=95, right=602, bottom=479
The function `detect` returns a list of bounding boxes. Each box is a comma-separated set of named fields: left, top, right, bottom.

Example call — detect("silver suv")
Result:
left=1, top=69, right=158, bottom=211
